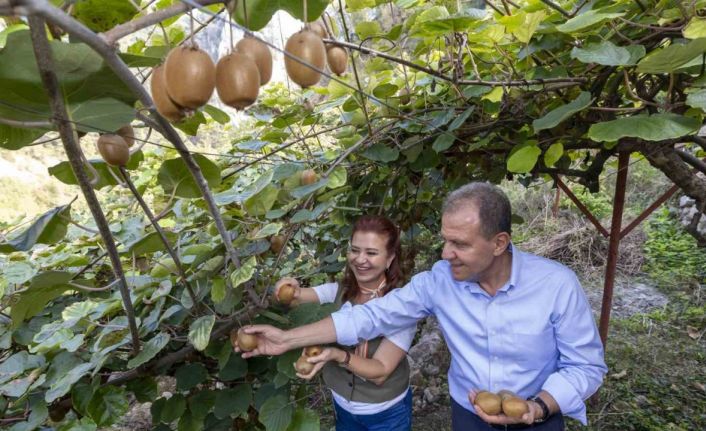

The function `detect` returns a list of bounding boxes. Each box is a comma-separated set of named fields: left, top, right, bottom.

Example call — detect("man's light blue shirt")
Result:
left=331, top=246, right=607, bottom=425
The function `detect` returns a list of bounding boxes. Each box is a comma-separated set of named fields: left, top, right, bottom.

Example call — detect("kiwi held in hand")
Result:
left=236, top=37, right=273, bottom=85
left=236, top=329, right=258, bottom=352
left=497, top=389, right=518, bottom=401
left=502, top=397, right=529, bottom=419
left=97, top=134, right=129, bottom=167
left=300, top=169, right=318, bottom=186
left=475, top=391, right=502, bottom=415
left=216, top=51, right=260, bottom=110
left=284, top=30, right=326, bottom=88
left=326, top=46, right=348, bottom=76
left=270, top=235, right=285, bottom=253
left=277, top=283, right=296, bottom=305
left=304, top=345, right=322, bottom=357
left=151, top=64, right=184, bottom=122
left=116, top=125, right=135, bottom=147
left=164, top=45, right=216, bottom=109
left=294, top=355, right=315, bottom=374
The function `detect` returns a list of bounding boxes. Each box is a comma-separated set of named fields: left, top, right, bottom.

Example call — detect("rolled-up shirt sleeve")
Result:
left=332, top=271, right=435, bottom=346
left=543, top=273, right=608, bottom=424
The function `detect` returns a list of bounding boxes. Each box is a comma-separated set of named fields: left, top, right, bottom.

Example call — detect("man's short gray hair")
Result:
left=442, top=182, right=512, bottom=238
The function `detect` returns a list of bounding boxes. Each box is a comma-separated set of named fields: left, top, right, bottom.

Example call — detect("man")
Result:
left=240, top=182, right=607, bottom=430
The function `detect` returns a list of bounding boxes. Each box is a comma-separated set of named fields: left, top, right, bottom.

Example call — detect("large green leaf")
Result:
left=213, top=384, right=252, bottom=419
left=188, top=315, right=215, bottom=351
left=232, top=0, right=330, bottom=31
left=229, top=256, right=257, bottom=288
left=0, top=124, right=45, bottom=150
left=125, top=231, right=179, bottom=256
left=127, top=332, right=171, bottom=368
left=533, top=92, right=592, bottom=132
left=686, top=89, right=706, bottom=110
left=10, top=271, right=73, bottom=328
left=571, top=42, right=645, bottom=66
left=48, top=151, right=144, bottom=190
left=556, top=10, right=624, bottom=33
left=288, top=408, right=319, bottom=431
left=86, top=385, right=129, bottom=427
left=244, top=184, right=279, bottom=216
left=588, top=114, right=701, bottom=142
left=259, top=395, right=294, bottom=431
left=362, top=144, right=399, bottom=162
left=507, top=144, right=541, bottom=173
left=73, top=0, right=140, bottom=32
left=0, top=204, right=72, bottom=253
left=176, top=363, right=208, bottom=392
left=157, top=154, right=221, bottom=199
left=637, top=38, right=706, bottom=73
left=684, top=17, right=706, bottom=39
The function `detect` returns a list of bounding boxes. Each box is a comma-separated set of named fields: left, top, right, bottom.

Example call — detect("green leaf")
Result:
left=211, top=277, right=226, bottom=303
left=127, top=332, right=171, bottom=368
left=176, top=363, right=208, bottom=392
left=0, top=124, right=45, bottom=150
left=230, top=256, right=257, bottom=288
left=251, top=223, right=283, bottom=239
left=686, top=89, right=706, bottom=110
left=214, top=384, right=252, bottom=419
left=3, top=261, right=36, bottom=284
left=500, top=11, right=546, bottom=43
left=218, top=354, right=248, bottom=381
left=556, top=10, right=625, bottom=33
left=125, top=231, right=178, bottom=255
left=571, top=41, right=644, bottom=66
left=448, top=107, right=474, bottom=132
left=48, top=151, right=144, bottom=190
left=158, top=154, right=221, bottom=199
left=47, top=362, right=94, bottom=403
left=188, top=315, right=215, bottom=351
left=290, top=178, right=329, bottom=199
left=507, top=145, right=541, bottom=173
left=684, top=17, right=706, bottom=39
left=161, top=394, right=187, bottom=423
left=637, top=38, right=706, bottom=73
left=544, top=143, right=564, bottom=167
left=126, top=377, right=159, bottom=403
left=86, top=385, right=129, bottom=427
left=533, top=92, right=592, bottom=132
left=244, top=184, right=279, bottom=216
left=327, top=166, right=348, bottom=189
left=232, top=0, right=330, bottom=31
left=177, top=408, right=201, bottom=431
left=287, top=408, right=319, bottom=431
left=588, top=114, right=701, bottom=142
left=355, top=21, right=382, bottom=40
left=0, top=204, right=71, bottom=253
left=73, top=0, right=140, bottom=32
left=362, top=143, right=399, bottom=162
left=432, top=134, right=455, bottom=152
left=203, top=104, right=230, bottom=124
left=372, top=83, right=399, bottom=98
left=10, top=271, right=73, bottom=328
left=259, top=395, right=294, bottom=431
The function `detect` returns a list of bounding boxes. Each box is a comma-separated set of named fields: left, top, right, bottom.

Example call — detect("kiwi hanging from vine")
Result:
left=151, top=64, right=184, bottom=122
left=326, top=45, right=348, bottom=76
left=116, top=125, right=135, bottom=147
left=163, top=44, right=216, bottom=109
left=97, top=134, right=130, bottom=167
left=236, top=37, right=273, bottom=86
left=216, top=51, right=260, bottom=110
left=284, top=29, right=326, bottom=88
left=309, top=21, right=328, bottom=39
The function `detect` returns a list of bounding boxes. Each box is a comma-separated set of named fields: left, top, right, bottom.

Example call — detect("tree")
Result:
left=0, top=0, right=705, bottom=429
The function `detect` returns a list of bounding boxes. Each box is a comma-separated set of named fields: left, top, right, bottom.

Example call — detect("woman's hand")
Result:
left=233, top=325, right=290, bottom=358
left=295, top=347, right=345, bottom=380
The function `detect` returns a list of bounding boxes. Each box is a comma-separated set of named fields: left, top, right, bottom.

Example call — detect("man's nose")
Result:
left=441, top=243, right=453, bottom=260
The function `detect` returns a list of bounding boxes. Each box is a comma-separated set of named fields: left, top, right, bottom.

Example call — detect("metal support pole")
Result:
left=620, top=185, right=679, bottom=240
left=553, top=175, right=610, bottom=237
left=598, top=152, right=630, bottom=346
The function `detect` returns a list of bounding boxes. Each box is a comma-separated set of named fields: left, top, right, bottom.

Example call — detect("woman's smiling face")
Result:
left=347, top=231, right=394, bottom=289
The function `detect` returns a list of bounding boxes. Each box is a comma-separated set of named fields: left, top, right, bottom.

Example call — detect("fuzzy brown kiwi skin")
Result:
left=284, top=30, right=326, bottom=88
left=236, top=37, right=273, bottom=86
left=216, top=51, right=260, bottom=110
left=308, top=21, right=328, bottom=39
left=151, top=64, right=184, bottom=122
left=97, top=134, right=130, bottom=167
left=300, top=169, right=318, bottom=185
left=295, top=355, right=315, bottom=374
left=164, top=45, right=216, bottom=109
left=326, top=45, right=348, bottom=76
left=116, top=125, right=135, bottom=147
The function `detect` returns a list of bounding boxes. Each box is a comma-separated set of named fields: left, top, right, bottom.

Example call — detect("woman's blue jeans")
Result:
left=333, top=389, right=413, bottom=431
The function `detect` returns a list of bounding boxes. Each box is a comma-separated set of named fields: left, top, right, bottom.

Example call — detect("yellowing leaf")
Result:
left=483, top=87, right=504, bottom=103
left=684, top=17, right=706, bottom=39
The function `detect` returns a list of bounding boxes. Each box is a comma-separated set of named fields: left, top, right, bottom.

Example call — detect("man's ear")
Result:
left=493, top=232, right=511, bottom=256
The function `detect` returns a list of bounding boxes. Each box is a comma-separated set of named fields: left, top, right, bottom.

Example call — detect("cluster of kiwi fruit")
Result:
left=151, top=37, right=272, bottom=121
left=96, top=124, right=135, bottom=167
left=284, top=20, right=348, bottom=88
left=475, top=390, right=530, bottom=418
left=294, top=345, right=323, bottom=375
left=230, top=328, right=259, bottom=352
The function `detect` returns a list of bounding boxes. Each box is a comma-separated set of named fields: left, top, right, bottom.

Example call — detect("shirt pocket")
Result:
left=509, top=326, right=557, bottom=367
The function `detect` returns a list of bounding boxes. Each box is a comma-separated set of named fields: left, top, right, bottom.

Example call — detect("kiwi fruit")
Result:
left=151, top=64, right=184, bottom=122
left=164, top=45, right=216, bottom=109
left=216, top=51, right=260, bottom=110
left=277, top=283, right=296, bottom=305
left=304, top=345, right=322, bottom=357
left=475, top=391, right=502, bottom=415
left=229, top=328, right=239, bottom=349
left=294, top=355, right=315, bottom=374
left=237, top=328, right=259, bottom=352
left=326, top=46, right=348, bottom=76
left=284, top=30, right=326, bottom=88
left=270, top=235, right=285, bottom=253
left=116, top=125, right=135, bottom=147
left=308, top=21, right=328, bottom=39
left=236, top=37, right=273, bottom=85
left=502, top=397, right=529, bottom=419
left=497, top=389, right=518, bottom=401
left=300, top=169, right=318, bottom=186
left=97, top=134, right=130, bottom=167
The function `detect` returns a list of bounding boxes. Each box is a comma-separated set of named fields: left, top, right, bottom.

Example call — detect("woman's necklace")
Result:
left=359, top=278, right=387, bottom=299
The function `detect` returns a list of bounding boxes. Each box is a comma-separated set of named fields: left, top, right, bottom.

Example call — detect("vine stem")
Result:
left=119, top=167, right=198, bottom=305
left=27, top=16, right=141, bottom=355
left=21, top=0, right=258, bottom=303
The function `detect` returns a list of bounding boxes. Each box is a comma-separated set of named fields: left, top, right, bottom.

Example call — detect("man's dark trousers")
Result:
left=451, top=398, right=565, bottom=431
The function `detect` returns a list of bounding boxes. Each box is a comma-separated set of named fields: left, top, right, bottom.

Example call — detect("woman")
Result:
left=274, top=215, right=415, bottom=431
